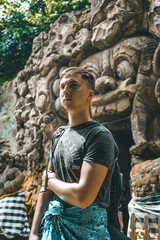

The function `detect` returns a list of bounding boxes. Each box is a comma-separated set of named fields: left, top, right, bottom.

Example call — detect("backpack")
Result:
left=43, top=126, right=124, bottom=229
left=107, top=158, right=124, bottom=229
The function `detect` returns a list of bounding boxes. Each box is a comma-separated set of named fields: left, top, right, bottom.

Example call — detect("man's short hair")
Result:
left=60, top=67, right=95, bottom=91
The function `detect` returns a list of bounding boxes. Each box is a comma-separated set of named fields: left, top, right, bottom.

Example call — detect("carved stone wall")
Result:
left=1, top=0, right=160, bottom=222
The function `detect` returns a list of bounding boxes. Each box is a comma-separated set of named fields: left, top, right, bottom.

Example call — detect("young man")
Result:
left=29, top=67, right=119, bottom=240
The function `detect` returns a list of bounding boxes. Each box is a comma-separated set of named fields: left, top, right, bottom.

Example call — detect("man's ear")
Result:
left=88, top=90, right=94, bottom=99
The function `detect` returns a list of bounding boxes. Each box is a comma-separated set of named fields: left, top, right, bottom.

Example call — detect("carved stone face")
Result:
left=28, top=76, right=37, bottom=99
left=80, top=36, right=158, bottom=128
left=47, top=27, right=91, bottom=62
left=47, top=16, right=81, bottom=59
left=63, top=28, right=91, bottom=60
left=91, top=0, right=141, bottom=49
left=17, top=82, right=28, bottom=97
left=35, top=78, right=49, bottom=114
left=47, top=25, right=66, bottom=59
left=32, top=32, right=48, bottom=54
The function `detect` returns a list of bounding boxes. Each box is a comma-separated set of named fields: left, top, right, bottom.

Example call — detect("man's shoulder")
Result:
left=89, top=121, right=112, bottom=135
left=82, top=121, right=113, bottom=143
left=52, top=125, right=69, bottom=139
left=89, top=122, right=119, bottom=157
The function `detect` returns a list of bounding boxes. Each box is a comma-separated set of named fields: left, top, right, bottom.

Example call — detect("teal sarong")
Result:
left=41, top=200, right=111, bottom=240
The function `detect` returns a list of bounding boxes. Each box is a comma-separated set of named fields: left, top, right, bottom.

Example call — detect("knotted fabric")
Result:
left=41, top=200, right=111, bottom=240
left=128, top=194, right=160, bottom=236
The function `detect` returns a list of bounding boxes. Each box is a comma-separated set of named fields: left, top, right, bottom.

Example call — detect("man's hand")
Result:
left=42, top=170, right=56, bottom=188
left=29, top=233, right=40, bottom=240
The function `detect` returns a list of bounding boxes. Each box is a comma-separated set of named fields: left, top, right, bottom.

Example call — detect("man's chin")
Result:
left=63, top=103, right=72, bottom=110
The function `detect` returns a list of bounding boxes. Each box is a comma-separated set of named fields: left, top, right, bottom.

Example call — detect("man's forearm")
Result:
left=30, top=189, right=52, bottom=235
left=46, top=161, right=108, bottom=209
left=48, top=177, right=82, bottom=207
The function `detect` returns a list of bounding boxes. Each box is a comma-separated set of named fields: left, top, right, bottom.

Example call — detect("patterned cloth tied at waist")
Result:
left=0, top=189, right=30, bottom=239
left=41, top=200, right=111, bottom=240
left=128, top=194, right=160, bottom=235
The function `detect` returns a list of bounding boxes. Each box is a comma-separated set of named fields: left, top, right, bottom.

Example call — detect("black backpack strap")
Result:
left=40, top=126, right=68, bottom=193
left=107, top=157, right=124, bottom=229
left=50, top=126, right=68, bottom=171
left=114, top=158, right=124, bottom=206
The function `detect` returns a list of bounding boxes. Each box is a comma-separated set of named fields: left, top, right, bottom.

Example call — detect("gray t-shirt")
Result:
left=50, top=120, right=119, bottom=208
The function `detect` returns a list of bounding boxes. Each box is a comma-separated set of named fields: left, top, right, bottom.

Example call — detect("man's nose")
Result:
left=63, top=85, right=71, bottom=94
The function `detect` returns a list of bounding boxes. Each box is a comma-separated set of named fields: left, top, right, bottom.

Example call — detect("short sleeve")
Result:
left=83, top=130, right=117, bottom=169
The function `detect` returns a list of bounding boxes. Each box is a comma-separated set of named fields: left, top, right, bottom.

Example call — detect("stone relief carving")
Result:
left=0, top=0, right=160, bottom=223
left=0, top=139, right=26, bottom=196
left=80, top=36, right=158, bottom=126
left=90, top=0, right=143, bottom=49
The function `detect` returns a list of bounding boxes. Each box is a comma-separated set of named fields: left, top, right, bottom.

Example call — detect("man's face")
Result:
left=60, top=73, right=93, bottom=112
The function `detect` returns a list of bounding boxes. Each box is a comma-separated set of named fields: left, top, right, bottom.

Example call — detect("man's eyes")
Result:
left=70, top=83, right=78, bottom=87
left=60, top=83, right=79, bottom=89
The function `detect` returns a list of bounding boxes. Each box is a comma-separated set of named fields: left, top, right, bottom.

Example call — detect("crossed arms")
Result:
left=29, top=160, right=108, bottom=239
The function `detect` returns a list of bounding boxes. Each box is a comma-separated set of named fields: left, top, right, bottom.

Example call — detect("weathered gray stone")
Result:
left=130, top=158, right=160, bottom=197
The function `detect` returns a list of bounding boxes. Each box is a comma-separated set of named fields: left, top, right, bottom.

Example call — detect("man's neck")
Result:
left=68, top=112, right=91, bottom=127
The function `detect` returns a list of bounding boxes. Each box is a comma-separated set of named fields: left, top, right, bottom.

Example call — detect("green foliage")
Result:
left=0, top=0, right=91, bottom=86
left=0, top=0, right=39, bottom=85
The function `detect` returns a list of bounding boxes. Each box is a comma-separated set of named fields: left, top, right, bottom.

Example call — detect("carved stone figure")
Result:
left=0, top=166, right=25, bottom=196
left=130, top=42, right=160, bottom=162
left=91, top=0, right=143, bottom=49
left=0, top=140, right=26, bottom=196
left=80, top=36, right=158, bottom=133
